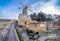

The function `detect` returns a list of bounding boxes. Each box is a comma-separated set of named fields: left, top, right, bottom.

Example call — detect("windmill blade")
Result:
left=24, top=1, right=27, bottom=6
left=18, top=7, right=22, bottom=10
left=19, top=1, right=28, bottom=7
left=19, top=2, right=25, bottom=7
left=18, top=6, right=23, bottom=9
left=18, top=4, right=25, bottom=10
left=28, top=8, right=33, bottom=12
left=28, top=5, right=32, bottom=8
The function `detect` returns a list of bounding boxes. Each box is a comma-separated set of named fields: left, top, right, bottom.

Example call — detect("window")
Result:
left=40, top=23, right=45, bottom=27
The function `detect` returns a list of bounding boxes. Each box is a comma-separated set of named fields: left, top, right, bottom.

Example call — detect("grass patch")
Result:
left=39, top=31, right=48, bottom=36
left=15, top=28, right=24, bottom=41
left=39, top=30, right=55, bottom=36
left=44, top=38, right=58, bottom=41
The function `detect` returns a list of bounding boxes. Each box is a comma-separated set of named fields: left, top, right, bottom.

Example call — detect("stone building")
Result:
left=18, top=6, right=49, bottom=32
left=53, top=15, right=60, bottom=29
left=18, top=6, right=31, bottom=26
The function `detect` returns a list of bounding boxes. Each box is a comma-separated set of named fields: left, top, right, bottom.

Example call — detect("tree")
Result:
left=46, top=14, right=52, bottom=21
left=37, top=12, right=46, bottom=22
left=46, top=18, right=52, bottom=21
left=30, top=13, right=37, bottom=20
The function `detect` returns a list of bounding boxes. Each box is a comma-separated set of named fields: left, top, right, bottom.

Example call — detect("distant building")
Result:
left=52, top=14, right=58, bottom=19
left=55, top=15, right=60, bottom=22
left=52, top=15, right=60, bottom=29
left=52, top=14, right=58, bottom=21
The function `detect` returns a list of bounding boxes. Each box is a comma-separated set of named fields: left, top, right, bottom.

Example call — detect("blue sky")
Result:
left=0, top=0, right=60, bottom=19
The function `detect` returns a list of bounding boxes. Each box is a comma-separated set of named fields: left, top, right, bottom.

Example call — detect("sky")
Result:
left=0, top=0, right=60, bottom=19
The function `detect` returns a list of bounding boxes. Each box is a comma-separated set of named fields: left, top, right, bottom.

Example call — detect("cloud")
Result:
left=0, top=0, right=60, bottom=19
left=30, top=0, right=60, bottom=15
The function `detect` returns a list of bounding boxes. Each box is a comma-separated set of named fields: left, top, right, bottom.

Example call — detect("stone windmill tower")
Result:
left=18, top=2, right=33, bottom=26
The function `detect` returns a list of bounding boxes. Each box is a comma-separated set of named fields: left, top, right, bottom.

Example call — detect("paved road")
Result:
left=7, top=24, right=17, bottom=41
left=0, top=37, right=2, bottom=41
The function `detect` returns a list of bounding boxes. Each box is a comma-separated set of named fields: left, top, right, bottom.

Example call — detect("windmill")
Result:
left=18, top=1, right=33, bottom=15
left=18, top=1, right=33, bottom=26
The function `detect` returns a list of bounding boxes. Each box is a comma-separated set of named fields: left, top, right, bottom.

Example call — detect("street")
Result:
left=7, top=24, right=17, bottom=41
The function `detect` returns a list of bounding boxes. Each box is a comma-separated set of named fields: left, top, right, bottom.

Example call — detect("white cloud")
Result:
left=1, top=0, right=60, bottom=19
left=30, top=0, right=60, bottom=15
